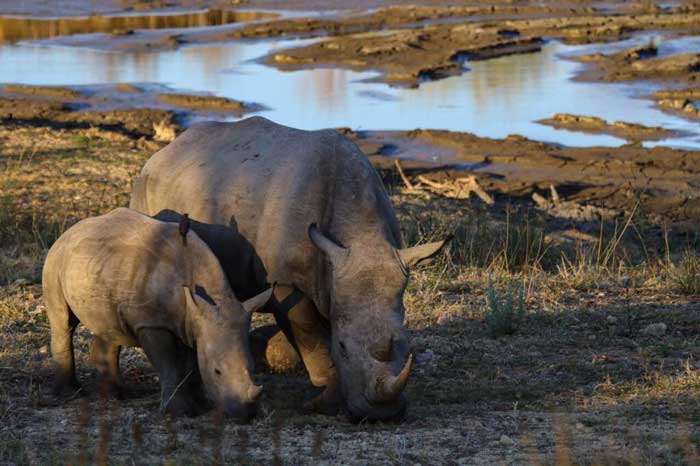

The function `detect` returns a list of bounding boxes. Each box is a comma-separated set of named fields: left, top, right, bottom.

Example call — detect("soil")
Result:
left=258, top=7, right=700, bottom=87
left=0, top=84, right=262, bottom=138
left=0, top=9, right=277, bottom=44
left=536, top=113, right=683, bottom=142
left=575, top=44, right=700, bottom=86
left=650, top=88, right=700, bottom=120
left=346, top=128, right=700, bottom=222
left=1, top=118, right=700, bottom=466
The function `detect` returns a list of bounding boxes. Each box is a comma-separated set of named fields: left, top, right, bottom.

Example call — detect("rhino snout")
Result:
left=221, top=397, right=259, bottom=422
left=345, top=393, right=407, bottom=423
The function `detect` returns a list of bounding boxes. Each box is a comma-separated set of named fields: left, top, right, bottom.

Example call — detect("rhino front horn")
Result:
left=377, top=353, right=413, bottom=401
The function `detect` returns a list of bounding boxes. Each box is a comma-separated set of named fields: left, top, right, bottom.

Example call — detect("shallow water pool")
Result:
left=0, top=31, right=698, bottom=150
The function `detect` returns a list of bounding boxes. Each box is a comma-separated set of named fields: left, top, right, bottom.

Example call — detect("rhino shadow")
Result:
left=152, top=209, right=305, bottom=377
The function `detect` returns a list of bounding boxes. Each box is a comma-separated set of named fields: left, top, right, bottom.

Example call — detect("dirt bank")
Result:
left=20, top=3, right=598, bottom=53
left=651, top=88, right=700, bottom=120
left=0, top=8, right=277, bottom=43
left=347, top=128, right=700, bottom=221
left=536, top=113, right=682, bottom=142
left=575, top=43, right=700, bottom=85
left=260, top=7, right=700, bottom=87
left=1, top=88, right=697, bottom=221
left=0, top=84, right=261, bottom=139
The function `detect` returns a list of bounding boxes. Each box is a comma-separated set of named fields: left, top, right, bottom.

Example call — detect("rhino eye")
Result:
left=214, top=368, right=222, bottom=376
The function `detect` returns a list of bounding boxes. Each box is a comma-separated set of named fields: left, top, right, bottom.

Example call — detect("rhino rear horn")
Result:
left=398, top=236, right=453, bottom=268
left=308, top=224, right=348, bottom=263
left=242, top=288, right=273, bottom=315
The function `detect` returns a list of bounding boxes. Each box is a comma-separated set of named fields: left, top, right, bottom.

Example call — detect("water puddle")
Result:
left=0, top=9, right=278, bottom=43
left=0, top=28, right=698, bottom=154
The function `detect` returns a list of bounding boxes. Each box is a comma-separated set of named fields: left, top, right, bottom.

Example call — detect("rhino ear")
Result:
left=308, top=224, right=348, bottom=264
left=184, top=286, right=215, bottom=316
left=398, top=236, right=453, bottom=268
left=241, top=287, right=273, bottom=316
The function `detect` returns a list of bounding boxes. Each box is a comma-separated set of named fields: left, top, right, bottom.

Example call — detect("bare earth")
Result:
left=0, top=1, right=699, bottom=465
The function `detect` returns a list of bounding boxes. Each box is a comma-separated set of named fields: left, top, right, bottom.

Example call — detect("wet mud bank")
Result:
left=536, top=113, right=682, bottom=142
left=346, top=128, right=700, bottom=221
left=0, top=84, right=262, bottom=140
left=260, top=6, right=700, bottom=87
left=0, top=8, right=277, bottom=43
left=652, top=88, right=700, bottom=120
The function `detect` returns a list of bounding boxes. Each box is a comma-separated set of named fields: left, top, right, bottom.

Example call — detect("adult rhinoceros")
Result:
left=130, top=116, right=450, bottom=422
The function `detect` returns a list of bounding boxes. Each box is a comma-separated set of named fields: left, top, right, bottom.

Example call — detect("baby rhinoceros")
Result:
left=42, top=207, right=271, bottom=419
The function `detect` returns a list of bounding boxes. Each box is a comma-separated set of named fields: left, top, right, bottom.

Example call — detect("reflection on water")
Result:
left=0, top=9, right=276, bottom=43
left=0, top=37, right=699, bottom=153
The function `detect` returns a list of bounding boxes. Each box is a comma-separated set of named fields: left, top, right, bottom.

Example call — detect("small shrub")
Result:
left=485, top=280, right=526, bottom=337
left=671, top=250, right=700, bottom=295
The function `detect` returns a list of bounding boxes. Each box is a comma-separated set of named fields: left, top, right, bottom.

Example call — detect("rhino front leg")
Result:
left=272, top=285, right=339, bottom=415
left=137, top=328, right=197, bottom=417
left=90, top=337, right=124, bottom=398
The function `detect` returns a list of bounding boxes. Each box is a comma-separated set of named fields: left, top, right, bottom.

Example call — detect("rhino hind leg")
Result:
left=271, top=286, right=340, bottom=415
left=90, top=337, right=125, bottom=399
left=47, top=294, right=81, bottom=397
left=137, top=328, right=197, bottom=417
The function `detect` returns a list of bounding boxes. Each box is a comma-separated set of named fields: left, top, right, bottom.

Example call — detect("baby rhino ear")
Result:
left=398, top=235, right=453, bottom=268
left=241, top=287, right=273, bottom=315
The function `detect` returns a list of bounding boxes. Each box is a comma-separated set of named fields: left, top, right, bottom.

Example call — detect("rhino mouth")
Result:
left=344, top=394, right=407, bottom=424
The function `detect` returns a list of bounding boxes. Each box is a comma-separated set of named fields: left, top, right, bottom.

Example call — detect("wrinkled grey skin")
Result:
left=130, top=117, right=450, bottom=422
left=42, top=208, right=272, bottom=419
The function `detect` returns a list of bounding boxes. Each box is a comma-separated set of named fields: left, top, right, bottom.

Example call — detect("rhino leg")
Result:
left=272, top=285, right=339, bottom=415
left=177, top=341, right=208, bottom=412
left=90, top=337, right=124, bottom=399
left=47, top=294, right=81, bottom=397
left=138, top=328, right=197, bottom=417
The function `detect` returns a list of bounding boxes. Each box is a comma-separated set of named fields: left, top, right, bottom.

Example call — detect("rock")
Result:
left=415, top=350, right=434, bottom=364
left=39, top=345, right=49, bottom=354
left=575, top=422, right=584, bottom=430
left=499, top=435, right=515, bottom=446
left=641, top=322, right=667, bottom=337
left=13, top=278, right=30, bottom=286
left=606, top=316, right=618, bottom=324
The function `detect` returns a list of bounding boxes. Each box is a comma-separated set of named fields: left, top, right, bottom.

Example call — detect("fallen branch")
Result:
left=394, top=160, right=416, bottom=191
left=394, top=160, right=494, bottom=204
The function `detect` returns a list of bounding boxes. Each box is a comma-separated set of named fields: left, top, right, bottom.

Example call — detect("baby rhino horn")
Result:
left=247, top=384, right=263, bottom=402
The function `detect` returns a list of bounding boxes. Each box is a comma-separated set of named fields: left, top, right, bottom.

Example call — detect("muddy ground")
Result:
left=1, top=1, right=700, bottom=465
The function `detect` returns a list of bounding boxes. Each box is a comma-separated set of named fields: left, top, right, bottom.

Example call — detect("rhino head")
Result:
left=309, top=225, right=450, bottom=422
left=184, top=286, right=272, bottom=420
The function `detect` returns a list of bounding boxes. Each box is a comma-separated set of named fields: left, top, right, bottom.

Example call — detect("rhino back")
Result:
left=52, top=208, right=199, bottom=342
left=137, top=117, right=402, bottom=303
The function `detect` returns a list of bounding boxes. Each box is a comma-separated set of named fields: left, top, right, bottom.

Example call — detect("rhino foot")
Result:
left=161, top=391, right=200, bottom=418
left=303, top=383, right=340, bottom=416
left=52, top=378, right=83, bottom=399
left=97, top=380, right=129, bottom=400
